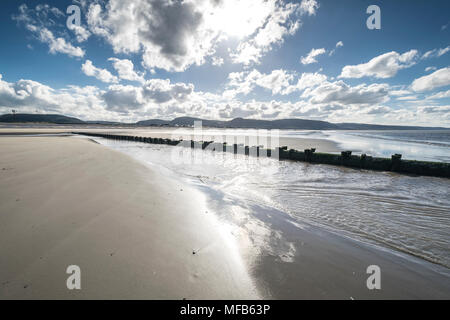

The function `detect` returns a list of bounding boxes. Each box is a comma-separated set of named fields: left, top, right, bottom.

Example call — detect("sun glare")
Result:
left=204, top=0, right=273, bottom=39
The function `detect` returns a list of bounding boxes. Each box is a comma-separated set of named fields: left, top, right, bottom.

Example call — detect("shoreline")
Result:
left=76, top=131, right=450, bottom=179
left=0, top=134, right=449, bottom=299
left=94, top=135, right=450, bottom=299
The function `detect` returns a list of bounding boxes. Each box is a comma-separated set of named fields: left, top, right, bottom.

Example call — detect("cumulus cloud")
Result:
left=108, top=58, right=145, bottom=83
left=0, top=74, right=109, bottom=121
left=427, top=89, right=450, bottom=100
left=224, top=69, right=327, bottom=97
left=362, top=105, right=392, bottom=115
left=302, top=80, right=389, bottom=106
left=339, top=50, right=418, bottom=79
left=38, top=27, right=85, bottom=57
left=13, top=0, right=320, bottom=70
left=12, top=4, right=85, bottom=58
left=299, top=0, right=320, bottom=16
left=142, top=79, right=194, bottom=103
left=282, top=72, right=327, bottom=94
left=102, top=79, right=194, bottom=112
left=86, top=0, right=313, bottom=71
left=415, top=106, right=450, bottom=122
left=211, top=56, right=224, bottom=66
left=411, top=67, right=450, bottom=92
left=300, top=48, right=326, bottom=65
left=2, top=72, right=449, bottom=126
left=389, top=89, right=411, bottom=96
left=230, top=0, right=305, bottom=65
left=0, top=74, right=56, bottom=109
left=82, top=60, right=119, bottom=83
left=70, top=25, right=91, bottom=43
left=102, top=84, right=144, bottom=112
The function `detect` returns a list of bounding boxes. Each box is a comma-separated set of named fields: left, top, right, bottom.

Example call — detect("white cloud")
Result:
left=302, top=80, right=389, bottom=106
left=339, top=50, right=418, bottom=79
left=101, top=84, right=144, bottom=112
left=1, top=72, right=449, bottom=126
left=282, top=72, right=327, bottom=95
left=101, top=78, right=194, bottom=112
left=0, top=74, right=109, bottom=121
left=108, top=58, right=145, bottom=83
left=422, top=45, right=450, bottom=59
left=13, top=4, right=85, bottom=58
left=0, top=75, right=55, bottom=109
left=300, top=48, right=326, bottom=65
left=86, top=0, right=314, bottom=71
left=70, top=25, right=91, bottom=43
left=142, top=79, right=194, bottom=103
left=362, top=105, right=392, bottom=115
left=211, top=56, right=224, bottom=66
left=427, top=90, right=450, bottom=100
left=389, top=89, right=411, bottom=96
left=82, top=60, right=118, bottom=83
left=329, top=41, right=343, bottom=56
left=411, top=67, right=450, bottom=92
left=229, top=0, right=305, bottom=65
left=417, top=105, right=450, bottom=118
left=38, top=28, right=85, bottom=58
left=425, top=66, right=437, bottom=72
left=299, top=0, right=320, bottom=16
left=396, top=95, right=419, bottom=101
left=224, top=69, right=327, bottom=97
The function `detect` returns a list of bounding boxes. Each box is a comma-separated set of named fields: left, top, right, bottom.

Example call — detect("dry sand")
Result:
left=0, top=136, right=259, bottom=299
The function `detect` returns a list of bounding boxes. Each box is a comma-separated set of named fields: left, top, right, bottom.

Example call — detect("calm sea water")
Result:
left=91, top=129, right=450, bottom=268
left=308, top=130, right=450, bottom=162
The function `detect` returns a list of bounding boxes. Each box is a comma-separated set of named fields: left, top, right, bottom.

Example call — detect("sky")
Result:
left=0, top=0, right=449, bottom=126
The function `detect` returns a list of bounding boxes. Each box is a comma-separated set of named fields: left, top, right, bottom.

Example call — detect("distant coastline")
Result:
left=1, top=113, right=448, bottom=130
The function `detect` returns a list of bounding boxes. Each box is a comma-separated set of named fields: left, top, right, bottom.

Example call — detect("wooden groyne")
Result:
left=74, top=132, right=450, bottom=179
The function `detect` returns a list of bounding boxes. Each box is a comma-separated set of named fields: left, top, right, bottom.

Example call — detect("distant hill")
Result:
left=137, top=116, right=446, bottom=130
left=1, top=113, right=447, bottom=130
left=136, top=119, right=173, bottom=126
left=0, top=114, right=85, bottom=124
left=334, top=123, right=441, bottom=130
left=136, top=117, right=338, bottom=129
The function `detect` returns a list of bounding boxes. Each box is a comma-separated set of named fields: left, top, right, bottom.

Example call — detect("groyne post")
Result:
left=73, top=132, right=450, bottom=179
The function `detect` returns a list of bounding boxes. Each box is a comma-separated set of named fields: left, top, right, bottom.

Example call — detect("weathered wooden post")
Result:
left=391, top=154, right=402, bottom=172
left=304, top=148, right=315, bottom=162
left=341, top=150, right=352, bottom=165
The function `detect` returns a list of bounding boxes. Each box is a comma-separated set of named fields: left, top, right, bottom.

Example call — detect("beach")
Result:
left=0, top=136, right=258, bottom=299
left=0, top=131, right=449, bottom=299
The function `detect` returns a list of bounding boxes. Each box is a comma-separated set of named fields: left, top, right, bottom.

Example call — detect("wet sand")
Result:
left=248, top=205, right=450, bottom=299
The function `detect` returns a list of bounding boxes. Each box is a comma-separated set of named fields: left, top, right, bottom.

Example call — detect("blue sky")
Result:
left=0, top=0, right=449, bottom=125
